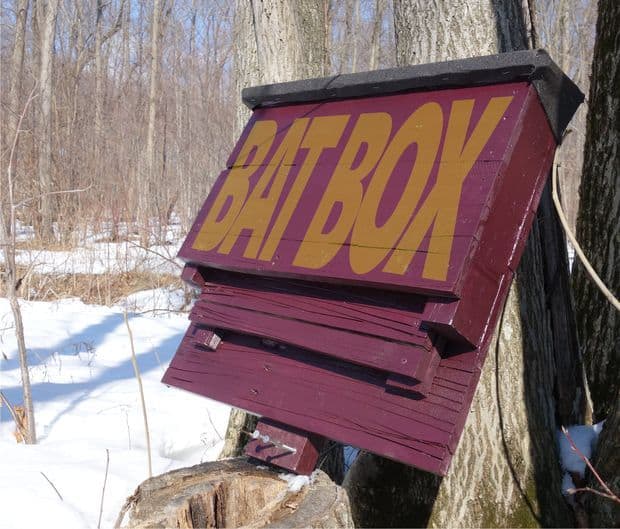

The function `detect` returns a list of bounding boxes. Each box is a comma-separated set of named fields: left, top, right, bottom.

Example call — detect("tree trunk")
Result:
left=140, top=0, right=162, bottom=242
left=221, top=0, right=329, bottom=460
left=115, top=458, right=353, bottom=528
left=572, top=0, right=620, bottom=423
left=369, top=0, right=386, bottom=70
left=573, top=0, right=620, bottom=523
left=586, top=397, right=620, bottom=527
left=36, top=0, right=59, bottom=241
left=1, top=92, right=37, bottom=445
left=4, top=0, right=29, bottom=227
left=343, top=2, right=581, bottom=527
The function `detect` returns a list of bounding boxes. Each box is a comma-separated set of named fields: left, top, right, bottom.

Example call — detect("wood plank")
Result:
left=164, top=334, right=454, bottom=474
left=190, top=303, right=437, bottom=382
left=198, top=282, right=431, bottom=347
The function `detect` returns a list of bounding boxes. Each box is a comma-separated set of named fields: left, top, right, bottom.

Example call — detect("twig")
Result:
left=561, top=426, right=620, bottom=504
left=97, top=449, right=110, bottom=529
left=567, top=487, right=620, bottom=503
left=124, top=309, right=152, bottom=478
left=127, top=241, right=183, bottom=270
left=207, top=409, right=223, bottom=441
left=0, top=391, right=27, bottom=440
left=12, top=185, right=93, bottom=210
left=40, top=471, right=63, bottom=501
left=552, top=152, right=620, bottom=311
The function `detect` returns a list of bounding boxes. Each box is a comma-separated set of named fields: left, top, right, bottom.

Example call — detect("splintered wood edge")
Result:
left=116, top=458, right=353, bottom=529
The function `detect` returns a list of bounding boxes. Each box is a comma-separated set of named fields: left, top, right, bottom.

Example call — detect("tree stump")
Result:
left=115, top=458, right=353, bottom=529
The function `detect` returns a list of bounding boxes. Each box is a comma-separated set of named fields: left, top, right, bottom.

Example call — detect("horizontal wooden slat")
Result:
left=190, top=302, right=436, bottom=382
left=164, top=331, right=455, bottom=474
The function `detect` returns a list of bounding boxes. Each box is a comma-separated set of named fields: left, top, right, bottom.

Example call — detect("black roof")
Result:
left=242, top=49, right=583, bottom=143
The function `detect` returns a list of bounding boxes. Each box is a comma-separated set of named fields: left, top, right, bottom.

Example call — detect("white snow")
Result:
left=557, top=422, right=605, bottom=476
left=7, top=240, right=183, bottom=276
left=0, top=296, right=230, bottom=529
left=2, top=219, right=187, bottom=277
left=278, top=470, right=320, bottom=493
left=558, top=421, right=605, bottom=498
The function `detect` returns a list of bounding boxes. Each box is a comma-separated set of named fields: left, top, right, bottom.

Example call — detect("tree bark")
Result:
left=221, top=0, right=330, bottom=461
left=573, top=0, right=620, bottom=523
left=343, top=2, right=581, bottom=527
left=369, top=0, right=386, bottom=70
left=4, top=0, right=29, bottom=227
left=1, top=91, right=38, bottom=445
left=139, top=0, right=162, bottom=242
left=572, top=0, right=620, bottom=423
left=586, top=396, right=620, bottom=527
left=36, top=0, right=59, bottom=241
left=115, top=458, right=353, bottom=528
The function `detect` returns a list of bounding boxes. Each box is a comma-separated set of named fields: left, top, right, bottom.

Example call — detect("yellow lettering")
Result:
left=218, top=118, right=310, bottom=258
left=259, top=115, right=350, bottom=261
left=293, top=112, right=392, bottom=269
left=349, top=103, right=442, bottom=274
left=384, top=96, right=513, bottom=279
left=193, top=120, right=277, bottom=251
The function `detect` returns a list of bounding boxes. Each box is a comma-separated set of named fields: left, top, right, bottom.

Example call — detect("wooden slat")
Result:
left=190, top=303, right=436, bottom=382
left=164, top=332, right=454, bottom=474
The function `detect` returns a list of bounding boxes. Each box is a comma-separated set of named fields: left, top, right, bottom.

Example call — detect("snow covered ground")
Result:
left=0, top=295, right=231, bottom=528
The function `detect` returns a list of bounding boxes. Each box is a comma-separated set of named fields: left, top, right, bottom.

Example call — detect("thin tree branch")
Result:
left=97, top=448, right=110, bottom=528
left=40, top=471, right=63, bottom=501
left=124, top=309, right=152, bottom=478
left=561, top=426, right=619, bottom=503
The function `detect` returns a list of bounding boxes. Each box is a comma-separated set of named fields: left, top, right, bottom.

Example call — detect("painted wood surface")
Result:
left=187, top=269, right=438, bottom=382
left=245, top=418, right=326, bottom=475
left=165, top=81, right=561, bottom=475
left=163, top=330, right=479, bottom=475
left=179, top=82, right=531, bottom=297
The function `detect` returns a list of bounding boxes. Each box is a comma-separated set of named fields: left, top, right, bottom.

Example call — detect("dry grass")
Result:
left=4, top=266, right=185, bottom=306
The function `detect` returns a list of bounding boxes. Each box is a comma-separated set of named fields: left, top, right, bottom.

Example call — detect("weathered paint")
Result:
left=164, top=83, right=560, bottom=475
left=179, top=83, right=529, bottom=297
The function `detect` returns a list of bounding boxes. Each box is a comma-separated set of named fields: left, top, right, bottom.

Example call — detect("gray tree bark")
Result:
left=369, top=0, right=386, bottom=70
left=344, top=2, right=582, bottom=527
left=572, top=0, right=620, bottom=423
left=139, top=0, right=162, bottom=243
left=1, top=90, right=37, bottom=445
left=36, top=0, right=59, bottom=241
left=587, top=397, right=620, bottom=527
left=4, top=0, right=29, bottom=229
left=573, top=0, right=619, bottom=522
left=220, top=0, right=329, bottom=461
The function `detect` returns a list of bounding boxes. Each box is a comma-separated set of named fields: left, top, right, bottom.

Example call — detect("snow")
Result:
left=558, top=421, right=605, bottom=498
left=557, top=422, right=605, bottom=476
left=3, top=219, right=186, bottom=276
left=0, top=296, right=230, bottom=529
left=278, top=470, right=320, bottom=493
left=8, top=240, right=182, bottom=276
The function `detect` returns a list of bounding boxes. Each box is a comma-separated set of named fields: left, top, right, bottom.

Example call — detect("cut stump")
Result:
left=115, top=458, right=353, bottom=529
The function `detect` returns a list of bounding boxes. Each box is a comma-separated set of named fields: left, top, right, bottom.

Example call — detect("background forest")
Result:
left=0, top=0, right=595, bottom=239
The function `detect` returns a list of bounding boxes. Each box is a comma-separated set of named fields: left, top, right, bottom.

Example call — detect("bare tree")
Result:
left=1, top=90, right=39, bottom=444
left=343, top=1, right=582, bottom=526
left=573, top=0, right=620, bottom=522
left=572, top=0, right=619, bottom=423
left=369, top=0, right=386, bottom=70
left=35, top=0, right=59, bottom=241
left=4, top=0, right=29, bottom=225
left=219, top=0, right=328, bottom=459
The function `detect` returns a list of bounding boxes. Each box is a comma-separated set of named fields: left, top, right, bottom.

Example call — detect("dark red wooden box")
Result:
left=163, top=50, right=582, bottom=476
